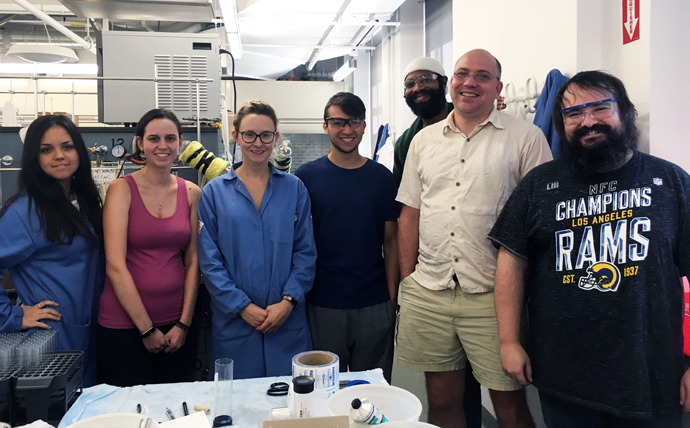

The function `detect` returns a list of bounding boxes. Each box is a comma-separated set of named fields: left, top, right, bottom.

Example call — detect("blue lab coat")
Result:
left=198, top=163, right=316, bottom=379
left=0, top=195, right=103, bottom=386
left=533, top=69, right=570, bottom=159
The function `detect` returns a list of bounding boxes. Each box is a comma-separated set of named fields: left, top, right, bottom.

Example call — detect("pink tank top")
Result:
left=98, top=175, right=191, bottom=329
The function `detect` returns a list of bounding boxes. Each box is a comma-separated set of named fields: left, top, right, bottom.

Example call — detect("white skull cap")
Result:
left=403, top=57, right=446, bottom=80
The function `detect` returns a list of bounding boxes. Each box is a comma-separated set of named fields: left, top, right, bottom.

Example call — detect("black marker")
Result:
left=183, top=401, right=189, bottom=416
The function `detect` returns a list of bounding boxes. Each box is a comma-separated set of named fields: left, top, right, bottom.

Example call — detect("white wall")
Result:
left=453, top=0, right=578, bottom=112
left=649, top=0, right=690, bottom=173
left=223, top=80, right=347, bottom=134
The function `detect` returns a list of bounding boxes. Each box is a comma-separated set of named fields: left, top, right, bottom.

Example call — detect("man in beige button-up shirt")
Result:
left=396, top=49, right=552, bottom=427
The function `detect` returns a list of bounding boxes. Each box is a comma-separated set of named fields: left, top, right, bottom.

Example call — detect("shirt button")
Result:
left=454, top=257, right=459, bottom=262
left=450, top=232, right=455, bottom=237
left=451, top=206, right=456, bottom=210
left=455, top=182, right=460, bottom=186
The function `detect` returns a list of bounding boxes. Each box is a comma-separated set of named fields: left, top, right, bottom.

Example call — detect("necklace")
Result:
left=146, top=180, right=165, bottom=213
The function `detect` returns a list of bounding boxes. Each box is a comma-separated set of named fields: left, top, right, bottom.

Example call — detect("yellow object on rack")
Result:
left=179, top=141, right=230, bottom=181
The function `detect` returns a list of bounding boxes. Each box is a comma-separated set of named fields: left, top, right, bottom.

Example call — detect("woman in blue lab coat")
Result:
left=0, top=115, right=103, bottom=386
left=198, top=100, right=316, bottom=379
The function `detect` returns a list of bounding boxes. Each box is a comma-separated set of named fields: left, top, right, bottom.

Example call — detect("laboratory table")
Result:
left=58, top=370, right=387, bottom=428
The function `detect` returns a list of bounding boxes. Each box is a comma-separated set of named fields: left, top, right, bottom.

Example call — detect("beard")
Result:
left=561, top=124, right=637, bottom=175
left=405, top=84, right=447, bottom=120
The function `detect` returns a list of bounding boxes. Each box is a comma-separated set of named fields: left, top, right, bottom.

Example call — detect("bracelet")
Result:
left=175, top=320, right=190, bottom=332
left=140, top=326, right=157, bottom=339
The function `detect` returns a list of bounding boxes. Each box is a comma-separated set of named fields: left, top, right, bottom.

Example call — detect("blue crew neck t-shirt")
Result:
left=295, top=156, right=400, bottom=309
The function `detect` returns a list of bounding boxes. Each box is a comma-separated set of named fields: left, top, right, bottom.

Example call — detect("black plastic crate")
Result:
left=12, top=351, right=82, bottom=426
left=0, top=365, right=20, bottom=424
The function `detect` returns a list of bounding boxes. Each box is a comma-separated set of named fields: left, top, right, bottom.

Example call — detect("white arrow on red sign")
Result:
left=624, top=0, right=638, bottom=40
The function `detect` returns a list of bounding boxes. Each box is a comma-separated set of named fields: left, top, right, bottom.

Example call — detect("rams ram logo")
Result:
left=577, top=261, right=621, bottom=292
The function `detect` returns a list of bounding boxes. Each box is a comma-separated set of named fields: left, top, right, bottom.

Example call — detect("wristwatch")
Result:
left=282, top=295, right=298, bottom=308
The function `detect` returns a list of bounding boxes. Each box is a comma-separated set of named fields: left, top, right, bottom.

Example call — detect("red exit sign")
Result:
left=623, top=0, right=640, bottom=45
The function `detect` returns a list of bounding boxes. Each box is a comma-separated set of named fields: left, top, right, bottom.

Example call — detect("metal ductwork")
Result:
left=10, top=0, right=96, bottom=54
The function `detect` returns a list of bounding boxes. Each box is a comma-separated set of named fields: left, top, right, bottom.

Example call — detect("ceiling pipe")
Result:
left=245, top=43, right=374, bottom=50
left=10, top=0, right=96, bottom=54
left=0, top=14, right=19, bottom=27
left=306, top=0, right=353, bottom=71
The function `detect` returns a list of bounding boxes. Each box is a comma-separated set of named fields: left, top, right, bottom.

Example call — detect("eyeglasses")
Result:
left=404, top=73, right=439, bottom=90
left=325, top=117, right=365, bottom=129
left=453, top=71, right=499, bottom=83
left=560, top=99, right=617, bottom=126
left=239, top=130, right=277, bottom=144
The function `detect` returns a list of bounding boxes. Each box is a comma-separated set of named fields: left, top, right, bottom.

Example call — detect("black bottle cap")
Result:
left=351, top=398, right=362, bottom=409
left=292, top=376, right=315, bottom=394
left=213, top=415, right=233, bottom=426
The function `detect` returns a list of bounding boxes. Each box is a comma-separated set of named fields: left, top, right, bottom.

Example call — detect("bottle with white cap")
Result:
left=349, top=398, right=388, bottom=425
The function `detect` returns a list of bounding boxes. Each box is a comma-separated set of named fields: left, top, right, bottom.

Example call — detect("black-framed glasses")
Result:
left=453, top=70, right=499, bottom=83
left=404, top=73, right=439, bottom=89
left=239, top=130, right=277, bottom=144
left=560, top=99, right=617, bottom=126
left=325, top=117, right=365, bottom=129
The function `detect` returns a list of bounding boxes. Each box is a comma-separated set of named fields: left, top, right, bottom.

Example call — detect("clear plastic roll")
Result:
left=291, top=351, right=340, bottom=398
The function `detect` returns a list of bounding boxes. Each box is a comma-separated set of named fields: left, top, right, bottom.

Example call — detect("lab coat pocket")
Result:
left=269, top=220, right=294, bottom=245
left=58, top=318, right=91, bottom=354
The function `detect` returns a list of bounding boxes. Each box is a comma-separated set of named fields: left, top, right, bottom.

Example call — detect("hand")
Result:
left=21, top=301, right=60, bottom=330
left=142, top=329, right=169, bottom=353
left=500, top=342, right=532, bottom=386
left=240, top=303, right=268, bottom=328
left=680, top=367, right=690, bottom=412
left=257, top=300, right=293, bottom=334
left=497, top=95, right=507, bottom=111
left=164, top=325, right=187, bottom=353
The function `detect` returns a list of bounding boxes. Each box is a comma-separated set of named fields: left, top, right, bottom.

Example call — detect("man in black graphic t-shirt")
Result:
left=489, top=71, right=690, bottom=428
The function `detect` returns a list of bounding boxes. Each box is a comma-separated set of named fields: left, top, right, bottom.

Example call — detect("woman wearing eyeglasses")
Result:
left=198, top=100, right=316, bottom=379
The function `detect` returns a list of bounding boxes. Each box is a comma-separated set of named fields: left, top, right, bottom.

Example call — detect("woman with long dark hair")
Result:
left=97, top=108, right=200, bottom=386
left=0, top=115, right=103, bottom=386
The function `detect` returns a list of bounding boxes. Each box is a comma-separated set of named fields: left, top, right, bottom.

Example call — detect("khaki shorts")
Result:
left=396, top=275, right=522, bottom=391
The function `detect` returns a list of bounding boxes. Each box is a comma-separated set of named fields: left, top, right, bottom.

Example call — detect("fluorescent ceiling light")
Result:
left=0, top=63, right=97, bottom=75
left=332, top=59, right=356, bottom=82
left=7, top=44, right=79, bottom=63
left=218, top=0, right=242, bottom=59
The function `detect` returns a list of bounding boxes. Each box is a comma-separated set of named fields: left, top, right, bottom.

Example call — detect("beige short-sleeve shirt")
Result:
left=396, top=108, right=552, bottom=292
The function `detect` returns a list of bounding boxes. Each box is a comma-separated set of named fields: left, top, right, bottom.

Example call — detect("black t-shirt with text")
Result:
left=489, top=151, right=690, bottom=418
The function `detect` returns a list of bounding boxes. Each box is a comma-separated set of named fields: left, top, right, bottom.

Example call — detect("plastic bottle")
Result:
left=349, top=398, right=388, bottom=425
left=289, top=376, right=315, bottom=418
left=273, top=140, right=292, bottom=173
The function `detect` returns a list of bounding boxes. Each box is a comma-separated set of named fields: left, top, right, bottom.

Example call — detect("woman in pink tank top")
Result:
left=97, top=109, right=201, bottom=386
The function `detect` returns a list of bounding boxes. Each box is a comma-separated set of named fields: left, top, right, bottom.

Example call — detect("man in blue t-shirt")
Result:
left=295, top=92, right=400, bottom=382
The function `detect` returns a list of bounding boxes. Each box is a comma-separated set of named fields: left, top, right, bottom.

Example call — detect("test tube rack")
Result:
left=11, top=351, right=83, bottom=426
left=0, top=365, right=20, bottom=424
